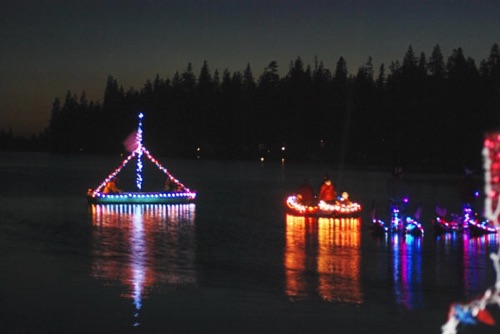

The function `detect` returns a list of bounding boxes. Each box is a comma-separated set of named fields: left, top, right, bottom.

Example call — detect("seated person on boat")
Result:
left=164, top=177, right=186, bottom=192
left=102, top=177, right=122, bottom=194
left=318, top=177, right=336, bottom=203
left=296, top=178, right=315, bottom=205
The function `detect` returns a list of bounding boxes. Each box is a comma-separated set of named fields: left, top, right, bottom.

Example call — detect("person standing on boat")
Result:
left=103, top=177, right=121, bottom=194
left=387, top=165, right=408, bottom=203
left=459, top=167, right=479, bottom=208
left=318, top=176, right=337, bottom=203
left=297, top=178, right=315, bottom=205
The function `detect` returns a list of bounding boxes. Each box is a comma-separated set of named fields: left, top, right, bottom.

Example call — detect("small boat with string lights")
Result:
left=285, top=192, right=362, bottom=217
left=467, top=218, right=497, bottom=237
left=430, top=205, right=497, bottom=237
left=369, top=198, right=424, bottom=237
left=87, top=113, right=197, bottom=205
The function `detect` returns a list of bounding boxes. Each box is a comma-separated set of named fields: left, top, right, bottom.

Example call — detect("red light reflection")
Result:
left=284, top=214, right=363, bottom=303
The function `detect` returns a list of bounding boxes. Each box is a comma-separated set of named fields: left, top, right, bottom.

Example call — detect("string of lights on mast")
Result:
left=87, top=112, right=196, bottom=204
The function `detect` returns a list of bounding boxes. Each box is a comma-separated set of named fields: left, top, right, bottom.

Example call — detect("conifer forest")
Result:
left=3, top=44, right=500, bottom=173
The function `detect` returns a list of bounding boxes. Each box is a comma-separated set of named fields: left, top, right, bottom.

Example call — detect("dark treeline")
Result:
left=5, top=44, right=500, bottom=172
left=0, top=129, right=46, bottom=152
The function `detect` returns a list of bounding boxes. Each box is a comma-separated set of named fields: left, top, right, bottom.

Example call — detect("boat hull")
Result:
left=468, top=220, right=497, bottom=237
left=370, top=219, right=389, bottom=236
left=285, top=195, right=361, bottom=217
left=432, top=216, right=460, bottom=235
left=404, top=219, right=424, bottom=236
left=87, top=191, right=196, bottom=205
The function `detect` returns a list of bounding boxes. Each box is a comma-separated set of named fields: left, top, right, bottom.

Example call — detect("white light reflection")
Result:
left=90, top=203, right=196, bottom=327
left=131, top=208, right=145, bottom=326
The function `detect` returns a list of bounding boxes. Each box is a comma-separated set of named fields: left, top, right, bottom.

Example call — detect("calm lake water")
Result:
left=0, top=152, right=498, bottom=334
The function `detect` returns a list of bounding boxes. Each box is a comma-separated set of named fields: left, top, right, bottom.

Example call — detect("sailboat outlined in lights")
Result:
left=87, top=113, right=196, bottom=204
left=90, top=203, right=197, bottom=327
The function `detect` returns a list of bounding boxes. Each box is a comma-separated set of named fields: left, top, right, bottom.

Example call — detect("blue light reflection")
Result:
left=391, top=233, right=423, bottom=310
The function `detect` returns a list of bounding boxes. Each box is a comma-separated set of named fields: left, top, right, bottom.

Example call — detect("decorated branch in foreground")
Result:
left=442, top=131, right=500, bottom=333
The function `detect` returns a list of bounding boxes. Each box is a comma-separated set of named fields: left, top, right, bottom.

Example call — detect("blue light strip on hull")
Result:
left=89, top=191, right=197, bottom=204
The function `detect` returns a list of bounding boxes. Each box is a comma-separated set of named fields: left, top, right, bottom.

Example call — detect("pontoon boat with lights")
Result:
left=370, top=199, right=424, bottom=236
left=285, top=192, right=362, bottom=217
left=87, top=113, right=197, bottom=205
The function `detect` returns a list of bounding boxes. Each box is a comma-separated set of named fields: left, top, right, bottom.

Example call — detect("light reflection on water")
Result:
left=462, top=232, right=498, bottom=297
left=285, top=212, right=499, bottom=311
left=389, top=231, right=497, bottom=310
left=90, top=203, right=197, bottom=326
left=284, top=214, right=363, bottom=303
left=4, top=153, right=500, bottom=332
left=390, top=233, right=423, bottom=310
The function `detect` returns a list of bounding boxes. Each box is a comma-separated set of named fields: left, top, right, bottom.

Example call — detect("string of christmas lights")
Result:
left=441, top=131, right=500, bottom=333
left=136, top=112, right=144, bottom=191
left=285, top=194, right=362, bottom=215
left=90, top=113, right=192, bottom=198
left=91, top=150, right=138, bottom=197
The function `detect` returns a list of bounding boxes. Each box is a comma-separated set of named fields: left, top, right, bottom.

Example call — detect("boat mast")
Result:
left=136, top=112, right=144, bottom=191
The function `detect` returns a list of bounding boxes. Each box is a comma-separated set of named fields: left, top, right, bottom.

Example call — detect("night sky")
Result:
left=2, top=0, right=499, bottom=136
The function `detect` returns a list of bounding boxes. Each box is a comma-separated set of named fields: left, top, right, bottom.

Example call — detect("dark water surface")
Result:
left=0, top=152, right=498, bottom=333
